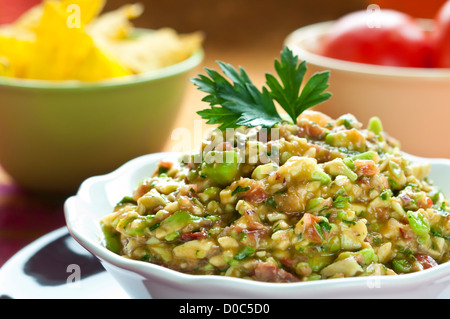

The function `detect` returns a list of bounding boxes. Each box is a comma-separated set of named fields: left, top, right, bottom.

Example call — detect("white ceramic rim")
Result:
left=64, top=152, right=450, bottom=292
left=284, top=21, right=450, bottom=79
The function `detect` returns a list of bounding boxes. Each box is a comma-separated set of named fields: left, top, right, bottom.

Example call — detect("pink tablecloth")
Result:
left=0, top=182, right=66, bottom=267
left=0, top=1, right=68, bottom=267
left=0, top=0, right=41, bottom=24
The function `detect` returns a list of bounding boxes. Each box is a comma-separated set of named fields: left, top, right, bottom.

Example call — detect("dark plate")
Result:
left=0, top=227, right=129, bottom=299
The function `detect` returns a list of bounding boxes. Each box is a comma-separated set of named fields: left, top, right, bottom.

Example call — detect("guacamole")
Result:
left=100, top=111, right=450, bottom=282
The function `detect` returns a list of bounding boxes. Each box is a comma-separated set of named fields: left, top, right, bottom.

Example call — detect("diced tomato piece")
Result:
left=399, top=227, right=414, bottom=240
left=180, top=230, right=207, bottom=242
left=426, top=197, right=434, bottom=208
left=299, top=213, right=323, bottom=243
left=415, top=254, right=438, bottom=269
left=243, top=210, right=266, bottom=230
left=186, top=184, right=197, bottom=196
left=354, top=160, right=380, bottom=177
left=253, top=261, right=300, bottom=283
left=159, top=161, right=173, bottom=168
left=417, top=196, right=434, bottom=209
left=243, top=186, right=268, bottom=203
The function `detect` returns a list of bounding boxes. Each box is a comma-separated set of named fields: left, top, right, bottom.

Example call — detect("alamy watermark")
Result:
left=66, top=264, right=81, bottom=288
left=171, top=120, right=280, bottom=164
left=66, top=4, right=81, bottom=29
left=366, top=4, right=382, bottom=28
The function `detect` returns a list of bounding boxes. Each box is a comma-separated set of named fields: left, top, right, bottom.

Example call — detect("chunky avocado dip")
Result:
left=100, top=48, right=450, bottom=282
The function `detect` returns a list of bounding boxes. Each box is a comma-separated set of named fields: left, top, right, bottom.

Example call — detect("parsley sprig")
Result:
left=192, top=46, right=331, bottom=130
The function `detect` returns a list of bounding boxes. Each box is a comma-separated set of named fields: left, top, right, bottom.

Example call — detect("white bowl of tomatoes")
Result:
left=285, top=4, right=450, bottom=159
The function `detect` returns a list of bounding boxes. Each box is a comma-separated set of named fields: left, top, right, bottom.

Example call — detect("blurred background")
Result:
left=0, top=0, right=369, bottom=149
left=0, top=0, right=448, bottom=267
left=1, top=0, right=447, bottom=155
left=0, top=0, right=369, bottom=81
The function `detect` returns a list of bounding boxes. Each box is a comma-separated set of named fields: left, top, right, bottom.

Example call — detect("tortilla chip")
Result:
left=93, top=28, right=203, bottom=74
left=27, top=0, right=130, bottom=81
left=72, top=46, right=132, bottom=81
left=0, top=0, right=202, bottom=81
left=0, top=27, right=34, bottom=78
left=60, top=0, right=106, bottom=26
left=87, top=3, right=143, bottom=41
left=0, top=56, right=13, bottom=77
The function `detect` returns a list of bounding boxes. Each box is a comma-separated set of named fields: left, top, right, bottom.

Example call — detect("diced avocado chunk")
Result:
left=204, top=186, right=221, bottom=196
left=137, top=191, right=168, bottom=212
left=278, top=156, right=331, bottom=184
left=340, top=229, right=362, bottom=250
left=200, top=151, right=240, bottom=186
left=308, top=254, right=334, bottom=272
left=323, top=158, right=358, bottom=182
left=311, top=167, right=332, bottom=184
left=337, top=248, right=378, bottom=265
left=115, top=196, right=137, bottom=207
left=325, top=129, right=366, bottom=152
left=101, top=222, right=122, bottom=254
left=165, top=231, right=180, bottom=241
left=234, top=245, right=255, bottom=261
left=336, top=113, right=360, bottom=129
left=392, top=258, right=411, bottom=273
left=306, top=197, right=325, bottom=211
left=343, top=157, right=355, bottom=169
left=251, top=163, right=278, bottom=180
left=117, top=215, right=154, bottom=236
left=367, top=116, right=383, bottom=135
left=320, top=256, right=363, bottom=278
left=359, top=248, right=379, bottom=265
left=407, top=210, right=430, bottom=237
left=351, top=151, right=378, bottom=161
left=155, top=210, right=195, bottom=239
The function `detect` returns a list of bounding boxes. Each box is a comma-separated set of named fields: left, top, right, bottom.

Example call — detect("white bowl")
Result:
left=284, top=21, right=450, bottom=159
left=64, top=152, right=450, bottom=299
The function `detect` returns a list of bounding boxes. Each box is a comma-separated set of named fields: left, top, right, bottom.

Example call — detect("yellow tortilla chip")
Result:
left=27, top=0, right=130, bottom=81
left=60, top=0, right=106, bottom=26
left=87, top=4, right=202, bottom=74
left=11, top=0, right=105, bottom=33
left=72, top=46, right=132, bottom=81
left=87, top=3, right=143, bottom=41
left=0, top=27, right=35, bottom=78
left=0, top=56, right=13, bottom=77
left=93, top=28, right=203, bottom=74
left=0, top=0, right=202, bottom=81
left=26, top=1, right=91, bottom=80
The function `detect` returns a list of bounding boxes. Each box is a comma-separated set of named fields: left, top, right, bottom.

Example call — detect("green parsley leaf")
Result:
left=192, top=46, right=331, bottom=130
left=192, top=62, right=281, bottom=130
left=266, top=196, right=277, bottom=208
left=234, top=245, right=255, bottom=260
left=318, top=220, right=332, bottom=233
left=333, top=195, right=352, bottom=209
left=116, top=196, right=137, bottom=207
left=266, top=47, right=332, bottom=124
left=231, top=185, right=251, bottom=196
left=149, top=223, right=160, bottom=231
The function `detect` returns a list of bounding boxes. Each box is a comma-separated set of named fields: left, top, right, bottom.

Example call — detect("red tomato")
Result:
left=432, top=1, right=450, bottom=67
left=320, top=9, right=432, bottom=68
left=375, top=0, right=447, bottom=19
left=415, top=254, right=438, bottom=269
left=243, top=186, right=268, bottom=203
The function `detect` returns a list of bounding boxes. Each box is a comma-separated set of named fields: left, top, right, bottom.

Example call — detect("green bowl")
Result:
left=0, top=48, right=203, bottom=194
